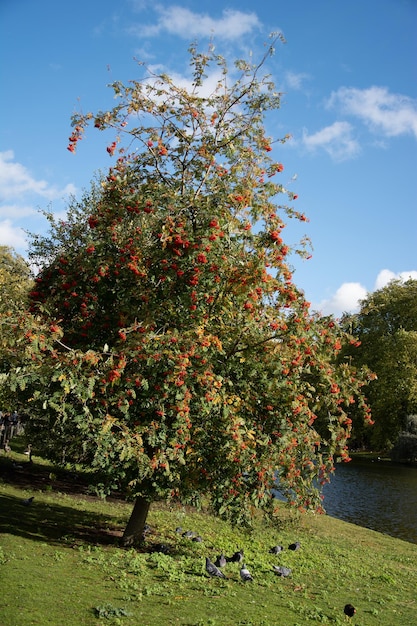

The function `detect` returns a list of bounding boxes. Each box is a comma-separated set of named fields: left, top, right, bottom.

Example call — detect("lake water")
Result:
left=321, top=458, right=417, bottom=544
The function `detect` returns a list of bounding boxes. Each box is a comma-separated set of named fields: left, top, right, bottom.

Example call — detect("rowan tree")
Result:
left=7, top=41, right=372, bottom=544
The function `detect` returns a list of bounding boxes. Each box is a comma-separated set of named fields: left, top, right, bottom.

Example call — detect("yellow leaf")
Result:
left=102, top=414, right=115, bottom=433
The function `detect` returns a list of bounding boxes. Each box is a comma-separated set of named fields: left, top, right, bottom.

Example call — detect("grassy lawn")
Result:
left=1, top=446, right=416, bottom=625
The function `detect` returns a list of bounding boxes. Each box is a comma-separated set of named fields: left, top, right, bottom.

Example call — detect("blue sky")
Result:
left=1, top=0, right=416, bottom=316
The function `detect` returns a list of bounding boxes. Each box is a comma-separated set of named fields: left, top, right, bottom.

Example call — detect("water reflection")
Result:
left=322, top=459, right=417, bottom=544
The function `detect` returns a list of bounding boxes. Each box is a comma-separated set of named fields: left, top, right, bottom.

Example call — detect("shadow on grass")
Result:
left=0, top=491, right=125, bottom=547
left=0, top=449, right=96, bottom=495
left=0, top=454, right=126, bottom=548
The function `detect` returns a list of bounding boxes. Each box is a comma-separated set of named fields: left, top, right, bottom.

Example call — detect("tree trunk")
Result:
left=122, top=496, right=151, bottom=546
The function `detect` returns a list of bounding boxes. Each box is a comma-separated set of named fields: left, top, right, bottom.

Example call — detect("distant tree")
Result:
left=340, top=279, right=417, bottom=450
left=6, top=41, right=372, bottom=544
left=0, top=246, right=32, bottom=315
left=390, top=415, right=417, bottom=464
left=0, top=246, right=32, bottom=374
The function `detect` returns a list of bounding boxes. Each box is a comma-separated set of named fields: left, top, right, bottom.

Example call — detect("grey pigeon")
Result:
left=240, top=563, right=253, bottom=582
left=182, top=530, right=195, bottom=538
left=175, top=526, right=183, bottom=533
left=141, top=524, right=152, bottom=540
left=22, top=496, right=34, bottom=506
left=272, top=565, right=292, bottom=577
left=269, top=545, right=284, bottom=554
left=192, top=535, right=203, bottom=543
left=214, top=554, right=227, bottom=568
left=150, top=543, right=171, bottom=554
left=288, top=541, right=301, bottom=551
left=228, top=549, right=244, bottom=563
left=205, top=557, right=226, bottom=578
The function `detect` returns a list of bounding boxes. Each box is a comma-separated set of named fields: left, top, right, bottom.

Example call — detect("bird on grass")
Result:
left=205, top=557, right=226, bottom=579
left=214, top=554, right=227, bottom=568
left=269, top=545, right=284, bottom=554
left=288, top=541, right=301, bottom=551
left=150, top=543, right=171, bottom=554
left=240, top=564, right=253, bottom=582
left=227, top=549, right=244, bottom=563
left=182, top=530, right=195, bottom=539
left=22, top=496, right=34, bottom=506
left=344, top=604, right=356, bottom=620
left=272, top=565, right=292, bottom=577
left=141, top=523, right=152, bottom=540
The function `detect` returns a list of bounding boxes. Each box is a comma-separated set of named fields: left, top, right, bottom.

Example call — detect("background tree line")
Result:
left=340, top=278, right=417, bottom=460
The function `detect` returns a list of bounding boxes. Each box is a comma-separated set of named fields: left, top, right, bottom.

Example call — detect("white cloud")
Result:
left=314, top=269, right=417, bottom=317
left=163, top=67, right=226, bottom=99
left=0, top=151, right=76, bottom=203
left=285, top=71, right=310, bottom=91
left=317, top=282, right=368, bottom=317
left=129, top=6, right=261, bottom=40
left=0, top=220, right=27, bottom=250
left=130, top=0, right=155, bottom=10
left=0, top=151, right=77, bottom=254
left=0, top=203, right=38, bottom=219
left=327, top=86, right=417, bottom=139
left=375, top=269, right=417, bottom=290
left=302, top=121, right=360, bottom=161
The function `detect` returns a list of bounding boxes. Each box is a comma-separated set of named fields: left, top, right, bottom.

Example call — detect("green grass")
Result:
left=0, top=447, right=416, bottom=625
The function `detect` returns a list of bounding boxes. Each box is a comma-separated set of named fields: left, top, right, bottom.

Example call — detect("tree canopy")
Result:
left=0, top=246, right=32, bottom=316
left=0, top=246, right=32, bottom=385
left=340, top=279, right=417, bottom=450
left=5, top=41, right=373, bottom=543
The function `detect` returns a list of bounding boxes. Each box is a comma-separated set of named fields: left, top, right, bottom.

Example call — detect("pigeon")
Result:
left=228, top=549, right=244, bottom=563
left=272, top=565, right=292, bottom=577
left=205, top=557, right=226, bottom=578
left=288, top=541, right=301, bottom=551
left=269, top=545, right=284, bottom=554
left=141, top=523, right=152, bottom=539
left=192, top=535, right=203, bottom=543
left=175, top=526, right=183, bottom=533
left=150, top=543, right=171, bottom=554
left=240, top=563, right=253, bottom=582
left=214, top=554, right=227, bottom=568
left=22, top=496, right=34, bottom=506
left=344, top=604, right=356, bottom=619
left=182, top=530, right=195, bottom=539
